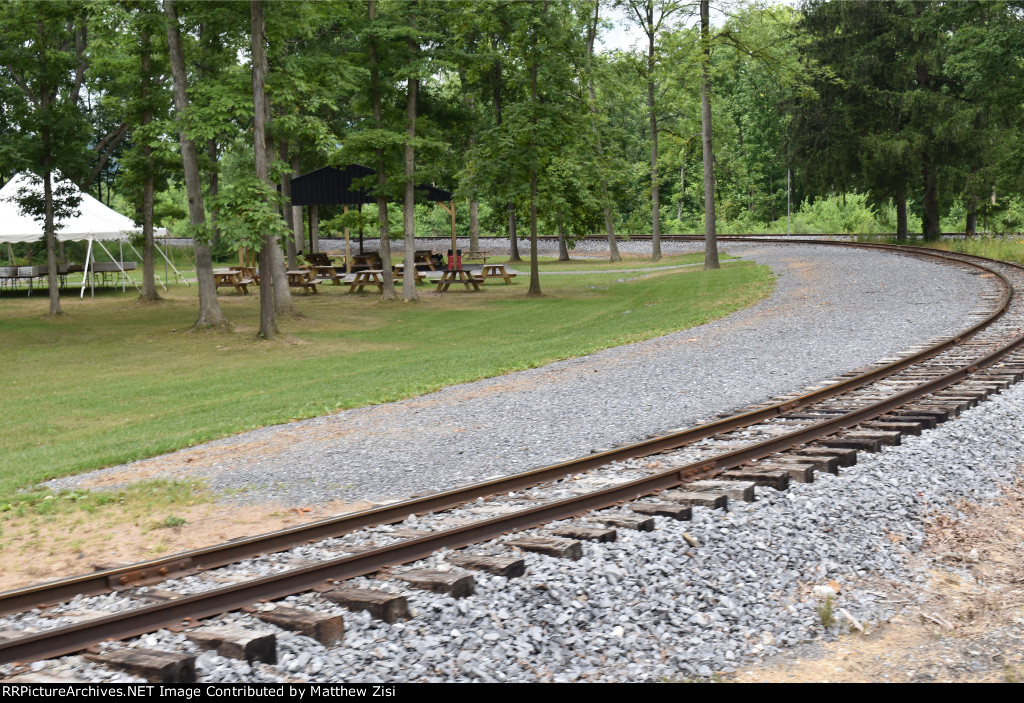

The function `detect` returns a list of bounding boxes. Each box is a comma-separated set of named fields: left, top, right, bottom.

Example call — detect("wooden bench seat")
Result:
left=463, top=250, right=490, bottom=264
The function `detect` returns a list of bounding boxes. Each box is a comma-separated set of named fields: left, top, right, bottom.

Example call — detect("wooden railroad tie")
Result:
left=321, top=587, right=410, bottom=623
left=252, top=605, right=345, bottom=646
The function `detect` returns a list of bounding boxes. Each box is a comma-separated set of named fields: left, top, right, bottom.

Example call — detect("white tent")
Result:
left=0, top=173, right=184, bottom=296
left=0, top=172, right=140, bottom=243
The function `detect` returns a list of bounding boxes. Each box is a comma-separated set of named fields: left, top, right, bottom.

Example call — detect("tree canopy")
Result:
left=3, top=0, right=1024, bottom=320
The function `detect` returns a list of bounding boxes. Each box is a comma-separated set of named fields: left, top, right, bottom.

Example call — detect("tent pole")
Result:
left=129, top=241, right=167, bottom=291
left=96, top=239, right=141, bottom=293
left=119, top=240, right=125, bottom=292
left=153, top=240, right=187, bottom=286
left=81, top=238, right=94, bottom=299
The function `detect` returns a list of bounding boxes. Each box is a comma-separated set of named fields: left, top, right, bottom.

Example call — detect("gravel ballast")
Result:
left=23, top=373, right=1024, bottom=683
left=46, top=240, right=993, bottom=508
left=11, top=239, right=1024, bottom=684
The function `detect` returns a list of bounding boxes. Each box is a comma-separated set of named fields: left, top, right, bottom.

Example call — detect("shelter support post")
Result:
left=344, top=204, right=351, bottom=274
left=309, top=205, right=319, bottom=254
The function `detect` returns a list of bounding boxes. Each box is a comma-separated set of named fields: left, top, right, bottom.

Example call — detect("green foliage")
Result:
left=158, top=515, right=187, bottom=528
left=817, top=594, right=836, bottom=629
left=0, top=481, right=209, bottom=518
left=208, top=175, right=291, bottom=253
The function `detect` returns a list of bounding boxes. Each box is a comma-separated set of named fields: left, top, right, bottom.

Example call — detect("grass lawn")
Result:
left=0, top=258, right=773, bottom=502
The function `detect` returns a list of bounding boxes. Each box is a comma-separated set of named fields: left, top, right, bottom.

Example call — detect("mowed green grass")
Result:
left=0, top=257, right=773, bottom=497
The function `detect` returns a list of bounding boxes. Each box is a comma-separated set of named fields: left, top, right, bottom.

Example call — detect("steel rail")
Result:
left=4, top=304, right=1024, bottom=665
left=0, top=242, right=1010, bottom=620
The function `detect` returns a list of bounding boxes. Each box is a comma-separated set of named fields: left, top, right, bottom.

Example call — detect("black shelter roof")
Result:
left=290, top=165, right=453, bottom=206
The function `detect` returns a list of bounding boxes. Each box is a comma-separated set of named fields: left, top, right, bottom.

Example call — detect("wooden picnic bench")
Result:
left=214, top=269, right=253, bottom=295
left=413, top=250, right=444, bottom=271
left=303, top=252, right=334, bottom=267
left=351, top=252, right=383, bottom=272
left=463, top=250, right=490, bottom=264
left=347, top=269, right=385, bottom=293
left=237, top=265, right=260, bottom=286
left=312, top=265, right=345, bottom=285
left=477, top=263, right=517, bottom=284
left=287, top=269, right=327, bottom=294
left=392, top=263, right=426, bottom=284
left=435, top=268, right=483, bottom=292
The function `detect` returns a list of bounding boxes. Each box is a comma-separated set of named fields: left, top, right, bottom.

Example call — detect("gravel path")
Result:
left=24, top=363, right=1024, bottom=683
left=48, top=240, right=993, bottom=509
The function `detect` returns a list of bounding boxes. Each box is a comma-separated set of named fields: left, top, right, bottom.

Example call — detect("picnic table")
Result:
left=312, top=265, right=344, bottom=285
left=413, top=250, right=443, bottom=271
left=392, top=263, right=426, bottom=284
left=351, top=252, right=383, bottom=272
left=477, top=263, right=517, bottom=284
left=239, top=265, right=259, bottom=285
left=347, top=269, right=385, bottom=293
left=463, top=250, right=490, bottom=264
left=214, top=269, right=252, bottom=295
left=287, top=269, right=326, bottom=294
left=435, top=268, right=482, bottom=293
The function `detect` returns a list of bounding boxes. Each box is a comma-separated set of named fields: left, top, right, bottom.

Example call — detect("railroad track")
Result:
left=3, top=239, right=1024, bottom=683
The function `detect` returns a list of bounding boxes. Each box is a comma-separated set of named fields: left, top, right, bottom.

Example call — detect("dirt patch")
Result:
left=0, top=499, right=372, bottom=593
left=730, top=480, right=1024, bottom=683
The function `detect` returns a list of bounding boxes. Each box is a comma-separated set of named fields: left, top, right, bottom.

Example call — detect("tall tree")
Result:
left=619, top=0, right=687, bottom=261
left=369, top=0, right=396, bottom=300
left=164, top=0, right=225, bottom=326
left=401, top=2, right=421, bottom=302
left=252, top=0, right=277, bottom=339
left=584, top=0, right=621, bottom=261
left=0, top=0, right=92, bottom=316
left=699, top=0, right=719, bottom=268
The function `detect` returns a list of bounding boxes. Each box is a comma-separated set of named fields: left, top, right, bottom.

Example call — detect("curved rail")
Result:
left=1, top=240, right=1020, bottom=665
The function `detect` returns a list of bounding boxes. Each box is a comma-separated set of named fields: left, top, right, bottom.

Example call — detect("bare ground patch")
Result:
left=0, top=498, right=372, bottom=593
left=730, top=479, right=1024, bottom=683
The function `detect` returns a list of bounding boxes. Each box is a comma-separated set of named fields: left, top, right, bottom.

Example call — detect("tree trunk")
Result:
left=586, top=0, right=620, bottom=262
left=701, top=0, right=719, bottom=270
left=252, top=0, right=277, bottom=339
left=207, top=139, right=220, bottom=247
left=270, top=240, right=293, bottom=314
left=648, top=76, right=661, bottom=260
left=280, top=139, right=297, bottom=270
left=646, top=6, right=661, bottom=261
left=402, top=7, right=419, bottom=302
left=140, top=28, right=159, bottom=301
left=922, top=161, right=940, bottom=240
left=469, top=200, right=479, bottom=254
left=966, top=192, right=977, bottom=236
left=507, top=203, right=521, bottom=262
left=43, top=168, right=63, bottom=316
left=165, top=0, right=224, bottom=327
left=895, top=191, right=908, bottom=241
left=37, top=42, right=62, bottom=316
left=678, top=161, right=684, bottom=220
left=527, top=36, right=542, bottom=297
left=557, top=221, right=569, bottom=261
left=369, top=0, right=395, bottom=300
